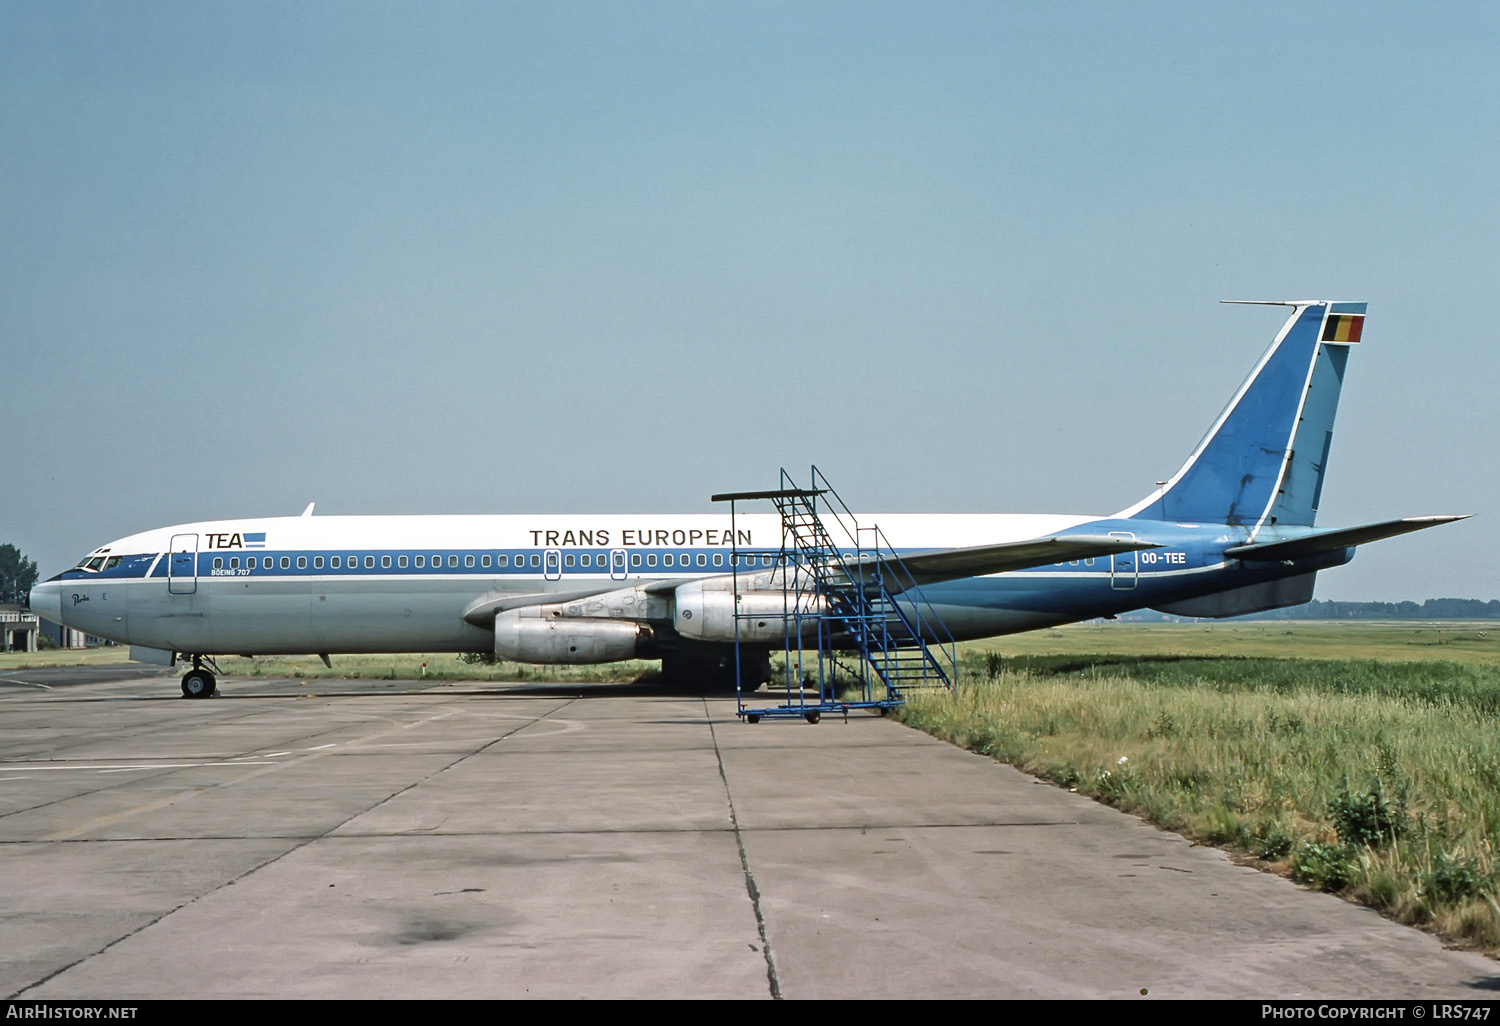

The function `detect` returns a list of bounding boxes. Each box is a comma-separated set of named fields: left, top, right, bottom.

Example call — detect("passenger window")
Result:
left=530, top=554, right=540, bottom=567
left=631, top=553, right=641, bottom=567
left=415, top=555, right=425, bottom=568
left=331, top=556, right=341, bottom=568
left=432, top=554, right=441, bottom=565
left=448, top=555, right=458, bottom=568
left=230, top=557, right=239, bottom=570
left=713, top=553, right=723, bottom=566
left=697, top=553, right=707, bottom=567
left=481, top=554, right=491, bottom=568
left=647, top=554, right=657, bottom=567
left=681, top=552, right=690, bottom=565
left=280, top=556, right=290, bottom=569
left=264, top=557, right=274, bottom=569
left=464, top=554, right=475, bottom=568
left=213, top=557, right=224, bottom=570
left=496, top=554, right=509, bottom=567
left=564, top=554, right=575, bottom=567
left=398, top=555, right=408, bottom=568
left=365, top=556, right=375, bottom=569
left=664, top=554, right=674, bottom=567
left=298, top=556, right=308, bottom=569
left=580, top=554, right=591, bottom=567
left=381, top=555, right=391, bottom=568
left=312, top=556, right=323, bottom=569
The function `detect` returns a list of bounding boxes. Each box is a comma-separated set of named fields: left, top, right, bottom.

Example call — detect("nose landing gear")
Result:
left=180, top=655, right=219, bottom=698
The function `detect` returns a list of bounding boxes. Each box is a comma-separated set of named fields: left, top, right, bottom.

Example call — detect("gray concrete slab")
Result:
left=0, top=671, right=1496, bottom=999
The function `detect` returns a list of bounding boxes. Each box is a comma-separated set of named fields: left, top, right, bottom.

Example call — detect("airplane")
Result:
left=30, top=301, right=1467, bottom=699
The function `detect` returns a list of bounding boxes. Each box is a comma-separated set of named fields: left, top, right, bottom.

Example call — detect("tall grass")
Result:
left=900, top=654, right=1500, bottom=951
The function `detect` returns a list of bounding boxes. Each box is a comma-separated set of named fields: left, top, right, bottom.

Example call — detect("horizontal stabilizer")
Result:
left=1225, top=515, right=1470, bottom=561
left=860, top=534, right=1160, bottom=590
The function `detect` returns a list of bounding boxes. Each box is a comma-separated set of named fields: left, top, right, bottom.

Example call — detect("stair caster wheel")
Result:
left=745, top=714, right=761, bottom=724
left=805, top=711, right=821, bottom=724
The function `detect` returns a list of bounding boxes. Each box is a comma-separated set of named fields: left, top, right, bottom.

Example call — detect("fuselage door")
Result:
left=543, top=548, right=562, bottom=582
left=168, top=533, right=198, bottom=595
left=1109, top=531, right=1138, bottom=591
left=609, top=548, right=628, bottom=581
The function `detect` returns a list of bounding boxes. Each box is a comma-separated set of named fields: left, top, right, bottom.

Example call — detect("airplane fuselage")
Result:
left=30, top=511, right=1349, bottom=656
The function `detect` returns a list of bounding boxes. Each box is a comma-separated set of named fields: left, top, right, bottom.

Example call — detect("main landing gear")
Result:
left=180, top=655, right=218, bottom=699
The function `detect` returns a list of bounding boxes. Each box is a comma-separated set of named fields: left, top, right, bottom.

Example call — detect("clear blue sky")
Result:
left=3, top=1, right=1495, bottom=600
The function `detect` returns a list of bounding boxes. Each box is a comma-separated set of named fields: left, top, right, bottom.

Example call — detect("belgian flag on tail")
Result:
left=1322, top=312, right=1364, bottom=343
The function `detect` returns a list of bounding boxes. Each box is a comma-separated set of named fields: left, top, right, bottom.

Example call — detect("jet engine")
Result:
left=671, top=580, right=824, bottom=643
left=493, top=608, right=647, bottom=664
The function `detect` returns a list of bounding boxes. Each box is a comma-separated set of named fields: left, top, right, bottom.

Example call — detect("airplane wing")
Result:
left=461, top=578, right=701, bottom=627
left=462, top=586, right=630, bottom=627
left=1224, top=515, right=1471, bottom=561
left=848, top=534, right=1160, bottom=591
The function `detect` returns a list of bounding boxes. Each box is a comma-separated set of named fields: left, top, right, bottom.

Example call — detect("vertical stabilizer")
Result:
left=1119, top=302, right=1365, bottom=529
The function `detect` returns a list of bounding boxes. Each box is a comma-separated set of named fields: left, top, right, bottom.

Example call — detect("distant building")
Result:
left=0, top=604, right=39, bottom=653
left=35, top=617, right=97, bottom=649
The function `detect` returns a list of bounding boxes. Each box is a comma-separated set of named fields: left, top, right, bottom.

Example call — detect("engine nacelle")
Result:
left=493, top=610, right=645, bottom=664
left=673, top=581, right=823, bottom=643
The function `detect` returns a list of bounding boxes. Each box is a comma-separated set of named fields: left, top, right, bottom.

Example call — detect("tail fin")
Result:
left=1118, top=301, right=1364, bottom=529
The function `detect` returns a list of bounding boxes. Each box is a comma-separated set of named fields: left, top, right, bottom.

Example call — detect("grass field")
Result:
left=6, top=620, right=1493, bottom=676
left=954, top=620, right=1500, bottom=665
left=0, top=646, right=142, bottom=670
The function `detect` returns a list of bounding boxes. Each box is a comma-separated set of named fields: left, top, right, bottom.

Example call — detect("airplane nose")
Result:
left=28, top=582, right=59, bottom=626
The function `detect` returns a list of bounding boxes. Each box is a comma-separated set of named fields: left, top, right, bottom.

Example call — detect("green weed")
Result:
left=898, top=653, right=1500, bottom=952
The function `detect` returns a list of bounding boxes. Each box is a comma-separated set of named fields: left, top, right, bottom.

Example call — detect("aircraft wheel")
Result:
left=805, top=711, right=821, bottom=724
left=182, top=669, right=216, bottom=699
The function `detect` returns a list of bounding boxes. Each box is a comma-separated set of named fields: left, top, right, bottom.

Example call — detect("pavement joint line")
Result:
left=32, top=702, right=547, bottom=841
left=704, top=696, right=781, bottom=1000
left=0, top=678, right=51, bottom=689
left=7, top=693, right=583, bottom=999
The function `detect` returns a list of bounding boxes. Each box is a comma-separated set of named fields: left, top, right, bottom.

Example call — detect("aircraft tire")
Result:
left=182, top=669, right=216, bottom=699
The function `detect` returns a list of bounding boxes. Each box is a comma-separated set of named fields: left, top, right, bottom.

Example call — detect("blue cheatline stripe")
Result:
left=88, top=542, right=1216, bottom=584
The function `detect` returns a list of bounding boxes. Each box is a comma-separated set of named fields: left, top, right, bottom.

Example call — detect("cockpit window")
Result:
left=103, top=557, right=122, bottom=571
left=83, top=556, right=106, bottom=572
